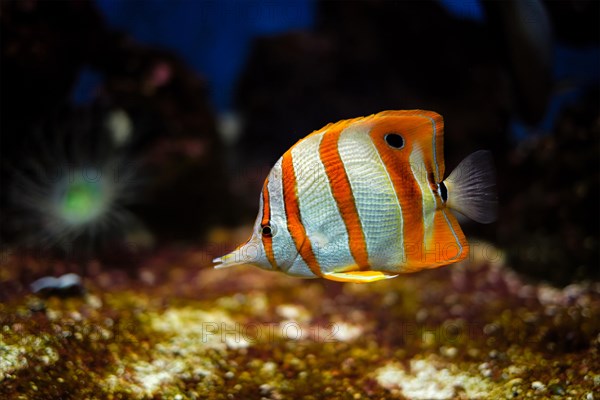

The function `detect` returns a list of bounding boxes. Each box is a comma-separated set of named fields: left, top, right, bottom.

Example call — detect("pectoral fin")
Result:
left=323, top=270, right=398, bottom=283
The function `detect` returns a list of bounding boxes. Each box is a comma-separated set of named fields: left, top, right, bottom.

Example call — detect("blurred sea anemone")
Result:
left=4, top=109, right=143, bottom=255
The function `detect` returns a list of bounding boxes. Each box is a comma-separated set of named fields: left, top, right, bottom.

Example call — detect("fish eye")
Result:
left=261, top=224, right=274, bottom=237
left=384, top=133, right=404, bottom=149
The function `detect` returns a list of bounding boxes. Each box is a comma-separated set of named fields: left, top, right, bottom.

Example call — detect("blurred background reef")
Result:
left=0, top=1, right=599, bottom=399
left=1, top=0, right=598, bottom=285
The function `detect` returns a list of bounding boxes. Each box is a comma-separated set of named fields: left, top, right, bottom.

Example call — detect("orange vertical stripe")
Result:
left=369, top=121, right=426, bottom=267
left=261, top=177, right=277, bottom=269
left=281, top=150, right=323, bottom=277
left=430, top=209, right=469, bottom=265
left=319, top=127, right=370, bottom=270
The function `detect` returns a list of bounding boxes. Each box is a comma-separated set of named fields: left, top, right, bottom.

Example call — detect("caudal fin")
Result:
left=444, top=150, right=497, bottom=224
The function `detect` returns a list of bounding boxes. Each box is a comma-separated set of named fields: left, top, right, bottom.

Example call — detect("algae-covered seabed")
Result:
left=1, top=237, right=598, bottom=400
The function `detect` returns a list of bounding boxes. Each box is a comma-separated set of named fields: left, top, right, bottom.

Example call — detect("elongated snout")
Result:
left=212, top=237, right=264, bottom=269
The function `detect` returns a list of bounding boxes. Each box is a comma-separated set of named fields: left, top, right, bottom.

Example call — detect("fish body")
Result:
left=214, top=110, right=496, bottom=283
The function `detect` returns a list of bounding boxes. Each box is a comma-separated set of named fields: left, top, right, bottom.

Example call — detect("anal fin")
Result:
left=323, top=270, right=398, bottom=283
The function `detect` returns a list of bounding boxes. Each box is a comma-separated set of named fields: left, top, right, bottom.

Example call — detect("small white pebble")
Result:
left=422, top=331, right=436, bottom=347
left=440, top=346, right=458, bottom=358
left=584, top=392, right=593, bottom=400
left=415, top=309, right=428, bottom=322
left=225, top=336, right=251, bottom=350
left=260, top=362, right=277, bottom=376
left=478, top=362, right=492, bottom=378
left=506, top=365, right=523, bottom=376
left=483, top=323, right=498, bottom=335
left=46, top=309, right=60, bottom=320
left=531, top=381, right=545, bottom=391
left=276, top=304, right=304, bottom=320
left=331, top=322, right=363, bottom=342
left=86, top=295, right=103, bottom=309
left=224, top=371, right=235, bottom=379
left=260, top=383, right=272, bottom=395
left=69, top=311, right=82, bottom=321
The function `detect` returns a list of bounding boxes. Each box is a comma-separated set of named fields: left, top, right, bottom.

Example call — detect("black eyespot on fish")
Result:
left=439, top=182, right=448, bottom=203
left=261, top=224, right=273, bottom=237
left=384, top=133, right=404, bottom=149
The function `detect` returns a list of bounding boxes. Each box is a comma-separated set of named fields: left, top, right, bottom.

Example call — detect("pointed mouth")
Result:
left=212, top=256, right=225, bottom=268
left=212, top=255, right=242, bottom=269
left=213, top=235, right=266, bottom=269
left=212, top=245, right=255, bottom=269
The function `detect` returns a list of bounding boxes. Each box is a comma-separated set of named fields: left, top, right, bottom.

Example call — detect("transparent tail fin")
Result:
left=444, top=150, right=497, bottom=224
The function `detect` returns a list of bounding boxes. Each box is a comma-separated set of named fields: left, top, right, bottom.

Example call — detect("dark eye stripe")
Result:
left=261, top=224, right=273, bottom=237
left=261, top=177, right=277, bottom=268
